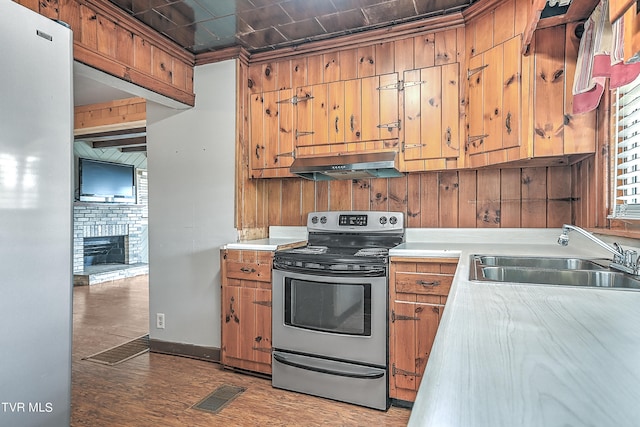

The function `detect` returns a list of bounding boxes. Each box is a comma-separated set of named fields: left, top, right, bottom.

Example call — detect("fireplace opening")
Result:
left=83, top=236, right=126, bottom=267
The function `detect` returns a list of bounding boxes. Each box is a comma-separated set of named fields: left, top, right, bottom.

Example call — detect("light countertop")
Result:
left=401, top=229, right=640, bottom=427
left=222, top=226, right=307, bottom=251
left=222, top=226, right=640, bottom=425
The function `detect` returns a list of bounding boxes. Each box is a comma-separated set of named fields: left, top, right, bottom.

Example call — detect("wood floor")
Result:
left=71, top=276, right=411, bottom=426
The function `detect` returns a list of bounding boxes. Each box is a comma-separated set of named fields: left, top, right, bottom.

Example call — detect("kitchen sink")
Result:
left=469, top=255, right=640, bottom=290
left=476, top=255, right=609, bottom=270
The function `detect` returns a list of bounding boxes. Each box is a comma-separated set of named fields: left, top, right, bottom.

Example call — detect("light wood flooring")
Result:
left=71, top=276, right=411, bottom=426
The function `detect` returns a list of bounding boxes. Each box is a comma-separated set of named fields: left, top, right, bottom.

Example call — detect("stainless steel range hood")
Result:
left=290, top=151, right=403, bottom=181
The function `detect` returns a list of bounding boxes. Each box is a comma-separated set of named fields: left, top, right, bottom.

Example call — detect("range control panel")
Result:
left=338, top=214, right=368, bottom=227
left=307, top=211, right=404, bottom=232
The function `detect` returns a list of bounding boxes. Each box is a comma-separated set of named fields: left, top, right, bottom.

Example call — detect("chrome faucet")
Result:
left=558, top=224, right=640, bottom=275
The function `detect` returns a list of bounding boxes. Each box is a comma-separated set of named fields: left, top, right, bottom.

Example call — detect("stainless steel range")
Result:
left=271, top=211, right=404, bottom=410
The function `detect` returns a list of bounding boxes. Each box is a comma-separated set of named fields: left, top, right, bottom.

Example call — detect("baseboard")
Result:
left=390, top=398, right=414, bottom=409
left=149, top=339, right=220, bottom=363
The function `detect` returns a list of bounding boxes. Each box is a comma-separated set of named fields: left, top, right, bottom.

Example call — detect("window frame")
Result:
left=610, top=74, right=640, bottom=221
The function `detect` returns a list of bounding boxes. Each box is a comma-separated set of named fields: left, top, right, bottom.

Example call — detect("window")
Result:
left=611, top=74, right=640, bottom=219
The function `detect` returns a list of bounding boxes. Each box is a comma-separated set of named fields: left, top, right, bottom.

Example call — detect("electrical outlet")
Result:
left=156, top=313, right=165, bottom=329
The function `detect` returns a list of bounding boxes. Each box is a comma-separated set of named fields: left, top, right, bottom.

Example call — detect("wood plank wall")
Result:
left=240, top=167, right=574, bottom=229
left=235, top=0, right=592, bottom=232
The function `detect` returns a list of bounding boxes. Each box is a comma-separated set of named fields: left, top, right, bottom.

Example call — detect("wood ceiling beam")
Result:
left=91, top=136, right=146, bottom=149
left=120, top=146, right=147, bottom=153
left=75, top=127, right=147, bottom=140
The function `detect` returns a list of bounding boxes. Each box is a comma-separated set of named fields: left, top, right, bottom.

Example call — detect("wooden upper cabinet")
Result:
left=464, top=0, right=596, bottom=169
left=249, top=89, right=295, bottom=178
left=521, top=0, right=599, bottom=55
left=20, top=0, right=195, bottom=106
left=402, top=63, right=461, bottom=172
left=467, top=36, right=522, bottom=159
left=295, top=73, right=399, bottom=156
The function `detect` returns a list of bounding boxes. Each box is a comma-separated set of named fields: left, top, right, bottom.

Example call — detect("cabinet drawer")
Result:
left=395, top=272, right=452, bottom=296
left=226, top=261, right=272, bottom=283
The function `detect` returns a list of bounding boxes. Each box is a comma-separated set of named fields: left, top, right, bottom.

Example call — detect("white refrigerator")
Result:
left=0, top=2, right=73, bottom=426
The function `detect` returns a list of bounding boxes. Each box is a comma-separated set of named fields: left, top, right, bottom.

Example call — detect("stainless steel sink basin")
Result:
left=469, top=255, right=640, bottom=290
left=477, top=266, right=640, bottom=289
left=476, top=255, right=609, bottom=270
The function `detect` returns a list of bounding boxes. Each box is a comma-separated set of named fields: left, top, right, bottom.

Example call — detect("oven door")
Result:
left=272, top=268, right=387, bottom=366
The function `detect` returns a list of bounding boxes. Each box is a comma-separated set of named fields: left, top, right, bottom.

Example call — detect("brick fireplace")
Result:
left=73, top=203, right=146, bottom=274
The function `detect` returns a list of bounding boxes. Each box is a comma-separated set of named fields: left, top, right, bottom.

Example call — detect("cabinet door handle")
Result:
left=255, top=144, right=261, bottom=159
left=417, top=280, right=440, bottom=287
left=240, top=266, right=256, bottom=273
left=335, top=116, right=339, bottom=133
left=391, top=309, right=420, bottom=322
left=350, top=114, right=355, bottom=132
left=505, top=112, right=512, bottom=135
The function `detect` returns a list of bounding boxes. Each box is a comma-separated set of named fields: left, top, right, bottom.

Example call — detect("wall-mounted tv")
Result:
left=79, top=158, right=136, bottom=204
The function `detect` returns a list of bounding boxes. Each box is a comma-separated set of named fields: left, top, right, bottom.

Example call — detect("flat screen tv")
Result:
left=79, top=158, right=136, bottom=203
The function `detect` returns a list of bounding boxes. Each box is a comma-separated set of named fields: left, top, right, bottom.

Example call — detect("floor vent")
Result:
left=193, top=385, right=246, bottom=414
left=83, top=334, right=149, bottom=366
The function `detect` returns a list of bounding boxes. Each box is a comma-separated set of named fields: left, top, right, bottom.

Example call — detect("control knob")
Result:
left=390, top=216, right=398, bottom=225
left=311, top=216, right=318, bottom=224
left=379, top=216, right=387, bottom=225
left=320, top=216, right=327, bottom=224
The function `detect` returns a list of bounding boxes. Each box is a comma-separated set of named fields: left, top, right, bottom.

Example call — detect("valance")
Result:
left=573, top=0, right=640, bottom=114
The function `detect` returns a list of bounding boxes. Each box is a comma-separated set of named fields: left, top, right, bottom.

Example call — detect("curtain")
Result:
left=573, top=0, right=640, bottom=114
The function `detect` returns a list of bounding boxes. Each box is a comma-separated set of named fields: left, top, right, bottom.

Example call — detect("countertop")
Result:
left=398, top=229, right=640, bottom=427
left=222, top=226, right=640, bottom=425
left=222, top=226, right=307, bottom=251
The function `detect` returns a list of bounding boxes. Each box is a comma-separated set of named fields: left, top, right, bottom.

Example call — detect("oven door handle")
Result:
left=273, top=353, right=385, bottom=379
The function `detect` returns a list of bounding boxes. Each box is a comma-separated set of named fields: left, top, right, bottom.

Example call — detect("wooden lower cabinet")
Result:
left=221, top=249, right=273, bottom=375
left=389, top=257, right=458, bottom=403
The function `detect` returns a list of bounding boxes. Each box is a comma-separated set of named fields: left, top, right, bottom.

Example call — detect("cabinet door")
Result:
left=296, top=73, right=399, bottom=155
left=221, top=285, right=272, bottom=374
left=378, top=73, right=400, bottom=141
left=249, top=92, right=266, bottom=172
left=252, top=288, right=273, bottom=366
left=360, top=75, right=381, bottom=142
left=467, top=35, right=521, bottom=156
left=249, top=89, right=295, bottom=176
left=344, top=78, right=362, bottom=145
left=403, top=64, right=460, bottom=165
left=221, top=285, right=242, bottom=362
left=328, top=80, right=345, bottom=146
left=467, top=53, right=486, bottom=155
left=390, top=300, right=443, bottom=402
left=483, top=43, right=503, bottom=153
left=502, top=36, right=521, bottom=150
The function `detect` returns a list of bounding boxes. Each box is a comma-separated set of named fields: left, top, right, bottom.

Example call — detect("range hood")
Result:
left=290, top=151, right=403, bottom=181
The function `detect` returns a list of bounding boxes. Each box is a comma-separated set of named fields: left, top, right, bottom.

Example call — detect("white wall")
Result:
left=146, top=60, right=236, bottom=348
